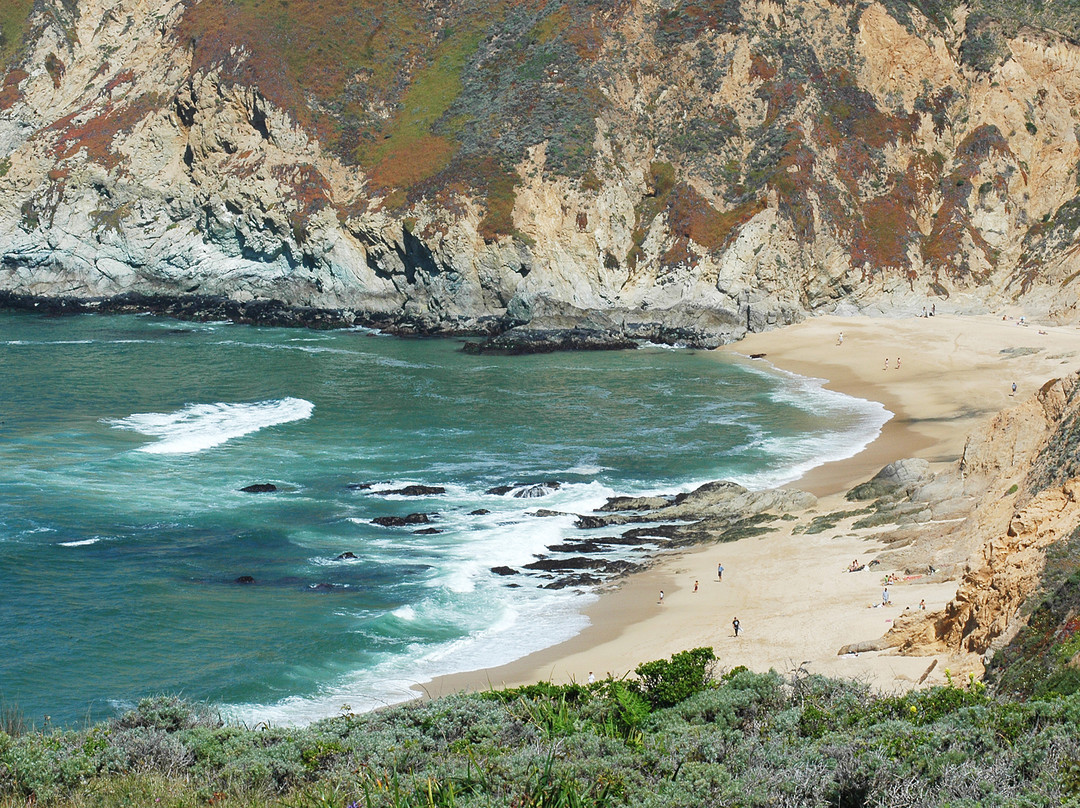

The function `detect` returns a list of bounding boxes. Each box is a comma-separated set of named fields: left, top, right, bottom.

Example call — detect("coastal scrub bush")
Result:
left=633, top=647, right=716, bottom=709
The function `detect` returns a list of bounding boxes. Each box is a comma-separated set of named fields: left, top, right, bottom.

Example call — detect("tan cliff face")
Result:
left=3, top=0, right=1080, bottom=336
left=840, top=374, right=1080, bottom=676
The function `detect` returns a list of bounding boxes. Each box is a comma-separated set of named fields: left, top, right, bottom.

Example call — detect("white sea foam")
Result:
left=107, top=397, right=314, bottom=454
left=59, top=538, right=100, bottom=547
left=226, top=587, right=594, bottom=726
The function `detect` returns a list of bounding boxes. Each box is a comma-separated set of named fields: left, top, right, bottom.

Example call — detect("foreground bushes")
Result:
left=4, top=649, right=1080, bottom=806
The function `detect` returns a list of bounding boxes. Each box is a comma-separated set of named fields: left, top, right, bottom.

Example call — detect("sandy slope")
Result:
left=419, top=313, right=1080, bottom=698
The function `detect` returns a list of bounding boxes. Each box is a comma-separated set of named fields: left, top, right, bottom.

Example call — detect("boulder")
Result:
left=240, top=483, right=277, bottom=493
left=335, top=551, right=357, bottom=560
left=847, top=458, right=932, bottom=501
left=513, top=481, right=561, bottom=498
left=413, top=527, right=442, bottom=534
left=469, top=508, right=491, bottom=515
left=490, top=566, right=518, bottom=576
left=598, top=495, right=672, bottom=512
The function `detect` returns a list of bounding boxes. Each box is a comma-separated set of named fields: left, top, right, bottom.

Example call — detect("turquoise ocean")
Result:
left=0, top=311, right=890, bottom=727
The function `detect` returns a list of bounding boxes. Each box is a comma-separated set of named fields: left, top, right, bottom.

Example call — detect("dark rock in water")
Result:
left=371, top=513, right=432, bottom=527
left=413, top=527, right=442, bottom=534
left=490, top=566, right=519, bottom=576
left=347, top=482, right=374, bottom=491
left=462, top=328, right=638, bottom=355
left=234, top=575, right=255, bottom=584
left=470, top=508, right=491, bottom=515
left=336, top=551, right=358, bottom=560
left=531, top=509, right=566, bottom=517
left=543, top=573, right=603, bottom=589
left=486, top=485, right=515, bottom=496
left=546, top=541, right=609, bottom=553
left=309, top=582, right=335, bottom=591
left=575, top=514, right=610, bottom=529
left=240, top=483, right=277, bottom=493
left=383, top=484, right=447, bottom=496
left=749, top=353, right=767, bottom=359
left=513, top=481, right=561, bottom=498
left=505, top=582, right=522, bottom=588
left=524, top=556, right=606, bottom=572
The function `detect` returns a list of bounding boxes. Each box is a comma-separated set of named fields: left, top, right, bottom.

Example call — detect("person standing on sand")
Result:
left=717, top=563, right=724, bottom=581
left=694, top=580, right=699, bottom=592
left=1012, top=382, right=1017, bottom=396
left=837, top=331, right=844, bottom=345
left=884, top=357, right=889, bottom=370
left=732, top=617, right=741, bottom=636
left=896, top=357, right=901, bottom=369
left=588, top=671, right=595, bottom=684
left=659, top=590, right=664, bottom=605
left=882, top=587, right=890, bottom=606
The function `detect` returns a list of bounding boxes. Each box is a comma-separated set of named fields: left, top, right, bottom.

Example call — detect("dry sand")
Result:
left=419, top=313, right=1080, bottom=699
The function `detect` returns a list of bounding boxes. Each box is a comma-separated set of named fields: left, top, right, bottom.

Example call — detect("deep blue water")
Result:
left=0, top=311, right=889, bottom=726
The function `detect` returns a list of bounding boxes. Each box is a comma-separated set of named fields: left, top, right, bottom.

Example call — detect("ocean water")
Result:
left=0, top=311, right=890, bottom=727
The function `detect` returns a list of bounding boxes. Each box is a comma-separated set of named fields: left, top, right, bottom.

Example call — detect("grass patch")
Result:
left=358, top=23, right=485, bottom=189
left=0, top=0, right=34, bottom=71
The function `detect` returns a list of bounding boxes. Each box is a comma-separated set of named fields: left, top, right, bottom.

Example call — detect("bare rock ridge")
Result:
left=837, top=373, right=1080, bottom=676
left=3, top=0, right=1080, bottom=346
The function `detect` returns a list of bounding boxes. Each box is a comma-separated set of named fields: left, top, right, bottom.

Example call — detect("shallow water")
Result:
left=0, top=311, right=889, bottom=726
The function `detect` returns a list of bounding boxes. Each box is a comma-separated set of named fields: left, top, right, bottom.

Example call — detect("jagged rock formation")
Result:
left=838, top=374, right=1080, bottom=675
left=4, top=0, right=1080, bottom=343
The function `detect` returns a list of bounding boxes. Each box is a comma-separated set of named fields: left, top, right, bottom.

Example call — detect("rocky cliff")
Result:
left=3, top=0, right=1080, bottom=342
left=838, top=374, right=1080, bottom=684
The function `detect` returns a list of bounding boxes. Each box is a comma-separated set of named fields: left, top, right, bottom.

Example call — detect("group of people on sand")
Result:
left=659, top=562, right=742, bottom=636
left=883, top=356, right=901, bottom=370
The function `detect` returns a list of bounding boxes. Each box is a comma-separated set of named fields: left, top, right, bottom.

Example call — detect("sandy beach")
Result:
left=420, top=313, right=1080, bottom=699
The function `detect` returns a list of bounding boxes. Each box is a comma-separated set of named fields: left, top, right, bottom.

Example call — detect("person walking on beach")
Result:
left=694, top=579, right=699, bottom=592
left=732, top=617, right=741, bottom=636
left=659, top=590, right=664, bottom=605
left=882, top=587, right=891, bottom=607
left=1011, top=382, right=1017, bottom=396
left=837, top=331, right=844, bottom=345
left=895, top=357, right=901, bottom=369
left=717, top=563, right=724, bottom=582
left=884, top=357, right=889, bottom=370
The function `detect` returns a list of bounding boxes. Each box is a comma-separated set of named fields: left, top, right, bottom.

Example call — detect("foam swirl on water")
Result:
left=108, top=397, right=314, bottom=454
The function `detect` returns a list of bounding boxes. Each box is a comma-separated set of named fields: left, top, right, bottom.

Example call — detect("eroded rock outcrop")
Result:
left=838, top=374, right=1080, bottom=672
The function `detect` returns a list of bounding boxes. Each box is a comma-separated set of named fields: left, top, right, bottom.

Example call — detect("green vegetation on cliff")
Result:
left=6, top=648, right=1080, bottom=807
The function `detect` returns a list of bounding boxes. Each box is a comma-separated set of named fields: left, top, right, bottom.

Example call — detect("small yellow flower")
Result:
left=910, top=706, right=917, bottom=714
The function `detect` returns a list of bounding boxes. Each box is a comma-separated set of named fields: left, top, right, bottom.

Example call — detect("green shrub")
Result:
left=634, top=647, right=716, bottom=709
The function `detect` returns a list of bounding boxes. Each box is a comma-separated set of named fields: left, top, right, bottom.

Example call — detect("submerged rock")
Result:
left=490, top=566, right=518, bottom=576
left=413, top=527, right=442, bottom=534
left=336, top=551, right=357, bottom=560
left=234, top=575, right=255, bottom=584
left=240, top=483, right=277, bottom=493
left=469, top=508, right=491, bottom=515
left=371, top=513, right=433, bottom=527
left=382, top=485, right=447, bottom=496
left=347, top=483, right=374, bottom=491
left=513, top=481, right=561, bottom=498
